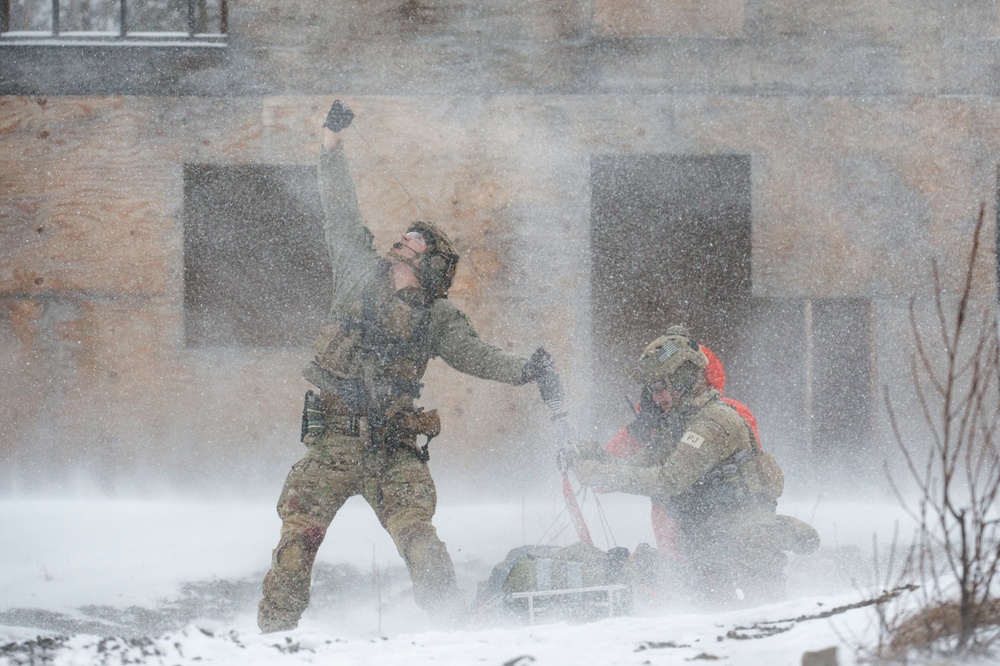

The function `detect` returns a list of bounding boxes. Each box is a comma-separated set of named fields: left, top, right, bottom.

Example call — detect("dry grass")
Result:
left=874, top=205, right=1000, bottom=661
left=887, top=598, right=1000, bottom=657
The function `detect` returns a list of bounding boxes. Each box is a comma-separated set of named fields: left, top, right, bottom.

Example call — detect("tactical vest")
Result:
left=644, top=394, right=780, bottom=526
left=309, top=274, right=434, bottom=422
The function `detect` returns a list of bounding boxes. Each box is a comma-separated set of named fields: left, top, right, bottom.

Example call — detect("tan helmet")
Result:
left=628, top=325, right=708, bottom=394
left=407, top=221, right=459, bottom=299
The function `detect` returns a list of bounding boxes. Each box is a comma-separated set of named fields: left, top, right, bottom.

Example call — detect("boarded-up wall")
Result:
left=2, top=1, right=999, bottom=498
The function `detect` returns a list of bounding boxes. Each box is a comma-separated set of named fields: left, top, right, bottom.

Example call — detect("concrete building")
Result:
left=2, top=0, right=997, bottom=498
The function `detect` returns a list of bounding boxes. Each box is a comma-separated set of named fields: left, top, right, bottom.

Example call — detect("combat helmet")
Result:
left=628, top=325, right=708, bottom=395
left=407, top=221, right=459, bottom=299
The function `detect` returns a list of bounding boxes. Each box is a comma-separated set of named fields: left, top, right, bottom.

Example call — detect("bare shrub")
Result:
left=878, top=205, right=1000, bottom=660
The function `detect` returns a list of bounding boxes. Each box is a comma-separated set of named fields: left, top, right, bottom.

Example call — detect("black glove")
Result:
left=626, top=387, right=662, bottom=442
left=525, top=347, right=555, bottom=381
left=323, top=100, right=354, bottom=133
left=526, top=347, right=568, bottom=419
left=637, top=385, right=659, bottom=415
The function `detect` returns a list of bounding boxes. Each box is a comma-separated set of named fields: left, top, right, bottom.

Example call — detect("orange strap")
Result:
left=606, top=424, right=644, bottom=458
left=722, top=397, right=762, bottom=452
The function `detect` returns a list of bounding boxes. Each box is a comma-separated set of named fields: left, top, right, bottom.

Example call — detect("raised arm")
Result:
left=317, top=100, right=383, bottom=312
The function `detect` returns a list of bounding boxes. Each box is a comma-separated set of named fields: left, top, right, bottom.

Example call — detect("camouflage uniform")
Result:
left=575, top=329, right=818, bottom=607
left=258, top=143, right=535, bottom=632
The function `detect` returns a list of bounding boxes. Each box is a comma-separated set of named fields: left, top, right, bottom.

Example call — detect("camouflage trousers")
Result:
left=650, top=505, right=797, bottom=610
left=257, top=426, right=458, bottom=632
left=691, top=508, right=820, bottom=608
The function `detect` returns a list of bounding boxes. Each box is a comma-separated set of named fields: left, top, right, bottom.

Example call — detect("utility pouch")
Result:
left=396, top=408, right=441, bottom=462
left=301, top=390, right=326, bottom=442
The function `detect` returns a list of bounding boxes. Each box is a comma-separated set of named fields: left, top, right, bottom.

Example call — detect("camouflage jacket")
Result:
left=305, top=146, right=530, bottom=419
left=580, top=389, right=783, bottom=524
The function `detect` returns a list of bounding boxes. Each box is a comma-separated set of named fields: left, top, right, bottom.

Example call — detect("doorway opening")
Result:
left=590, top=154, right=753, bottom=422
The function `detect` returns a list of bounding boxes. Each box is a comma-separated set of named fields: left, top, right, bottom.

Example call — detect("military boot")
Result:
left=257, top=597, right=300, bottom=634
left=771, top=515, right=821, bottom=554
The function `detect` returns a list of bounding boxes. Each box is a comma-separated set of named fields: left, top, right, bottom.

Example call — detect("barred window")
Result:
left=1, top=0, right=227, bottom=44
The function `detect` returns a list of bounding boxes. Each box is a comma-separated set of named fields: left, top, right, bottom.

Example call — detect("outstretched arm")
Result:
left=575, top=407, right=745, bottom=497
left=431, top=301, right=579, bottom=464
left=430, top=299, right=531, bottom=384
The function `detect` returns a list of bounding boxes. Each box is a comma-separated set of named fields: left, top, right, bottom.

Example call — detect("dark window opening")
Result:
left=590, top=154, right=753, bottom=416
left=741, top=298, right=810, bottom=463
left=1, top=0, right=227, bottom=43
left=183, top=164, right=331, bottom=348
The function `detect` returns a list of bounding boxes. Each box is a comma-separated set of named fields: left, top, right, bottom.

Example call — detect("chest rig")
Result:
left=646, top=394, right=761, bottom=524
left=307, top=276, right=434, bottom=421
left=630, top=403, right=702, bottom=467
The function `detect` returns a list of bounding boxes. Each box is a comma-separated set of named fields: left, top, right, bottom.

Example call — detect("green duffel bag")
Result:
left=502, top=542, right=616, bottom=594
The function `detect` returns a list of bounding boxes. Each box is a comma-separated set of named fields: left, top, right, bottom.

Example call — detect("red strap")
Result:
left=650, top=500, right=684, bottom=560
left=562, top=472, right=593, bottom=546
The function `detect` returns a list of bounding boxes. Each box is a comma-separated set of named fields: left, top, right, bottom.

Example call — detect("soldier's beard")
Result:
left=386, top=246, right=405, bottom=264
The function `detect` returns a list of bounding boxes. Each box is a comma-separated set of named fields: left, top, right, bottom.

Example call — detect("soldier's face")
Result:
left=647, top=380, right=673, bottom=411
left=389, top=230, right=427, bottom=263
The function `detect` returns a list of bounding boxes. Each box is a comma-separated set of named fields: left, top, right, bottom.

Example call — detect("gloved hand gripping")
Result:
left=626, top=386, right=663, bottom=442
left=526, top=348, right=567, bottom=419
left=525, top=348, right=579, bottom=471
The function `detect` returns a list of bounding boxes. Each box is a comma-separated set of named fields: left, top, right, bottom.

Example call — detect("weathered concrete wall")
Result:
left=4, top=1, right=1000, bottom=97
left=2, top=1, right=999, bottom=497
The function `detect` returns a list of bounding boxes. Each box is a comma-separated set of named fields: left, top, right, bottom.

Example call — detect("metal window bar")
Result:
left=0, top=0, right=228, bottom=40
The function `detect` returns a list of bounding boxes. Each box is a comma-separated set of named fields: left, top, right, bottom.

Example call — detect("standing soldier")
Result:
left=573, top=325, right=819, bottom=607
left=258, top=100, right=568, bottom=632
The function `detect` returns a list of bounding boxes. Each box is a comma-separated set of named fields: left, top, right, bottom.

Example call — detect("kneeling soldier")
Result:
left=574, top=326, right=819, bottom=607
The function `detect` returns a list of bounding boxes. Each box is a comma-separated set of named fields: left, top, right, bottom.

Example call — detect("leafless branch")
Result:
left=875, top=204, right=1000, bottom=660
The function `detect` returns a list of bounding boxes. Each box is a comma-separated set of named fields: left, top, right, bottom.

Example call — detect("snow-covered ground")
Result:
left=0, top=488, right=924, bottom=665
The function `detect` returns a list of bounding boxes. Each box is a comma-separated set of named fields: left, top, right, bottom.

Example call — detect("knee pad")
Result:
left=275, top=526, right=326, bottom=571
